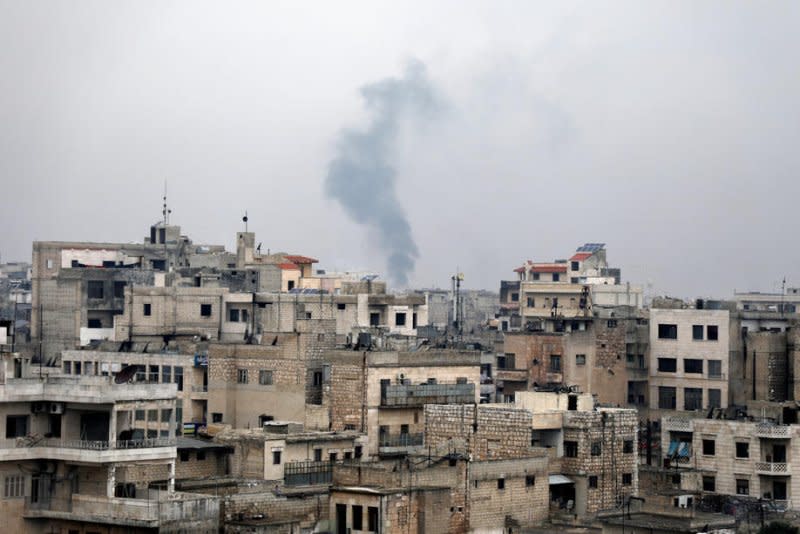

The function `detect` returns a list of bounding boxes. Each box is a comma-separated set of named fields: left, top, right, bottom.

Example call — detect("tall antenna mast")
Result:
left=242, top=211, right=249, bottom=232
left=162, top=181, right=171, bottom=225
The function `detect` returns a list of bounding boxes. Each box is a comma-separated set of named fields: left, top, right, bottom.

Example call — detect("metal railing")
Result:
left=379, top=433, right=424, bottom=448
left=663, top=417, right=693, bottom=432
left=0, top=436, right=175, bottom=450
left=284, top=461, right=333, bottom=486
left=381, top=383, right=475, bottom=407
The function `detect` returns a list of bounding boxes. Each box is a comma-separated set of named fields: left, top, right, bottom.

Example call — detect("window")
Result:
left=708, top=389, right=721, bottom=408
left=607, top=319, right=618, bottom=328
left=736, top=478, right=749, bottom=495
left=527, top=296, right=535, bottom=307
left=237, top=369, right=248, bottom=384
left=174, top=366, right=183, bottom=391
left=692, top=325, right=704, bottom=340
left=147, top=409, right=158, bottom=422
left=571, top=261, right=580, bottom=271
left=708, top=360, right=722, bottom=379
left=736, top=442, right=749, bottom=458
left=355, top=446, right=362, bottom=459
left=622, top=473, right=632, bottom=485
left=511, top=292, right=519, bottom=302
left=526, top=475, right=536, bottom=487
left=229, top=309, right=239, bottom=322
left=707, top=325, right=719, bottom=341
left=352, top=505, right=363, bottom=530
left=63, top=361, right=72, bottom=374
left=143, top=303, right=151, bottom=316
left=703, top=476, right=715, bottom=492
left=259, top=370, right=273, bottom=386
left=658, top=387, right=676, bottom=410
left=575, top=354, right=586, bottom=366
left=135, top=409, right=145, bottom=421
left=46, top=259, right=53, bottom=269
left=684, top=359, right=703, bottom=374
left=6, top=415, right=28, bottom=438
left=532, top=273, right=540, bottom=281
left=87, top=281, right=104, bottom=299
left=591, top=441, right=602, bottom=456
left=395, top=312, right=406, bottom=326
left=550, top=355, right=562, bottom=372
left=196, top=450, right=206, bottom=461
left=113, top=281, right=126, bottom=298
left=314, top=448, right=322, bottom=462
left=329, top=452, right=338, bottom=463
left=367, top=506, right=378, bottom=532
left=272, top=450, right=282, bottom=465
left=162, top=365, right=171, bottom=384
left=564, top=441, right=578, bottom=457
left=658, top=324, right=678, bottom=339
left=589, top=476, right=598, bottom=489
left=200, top=304, right=212, bottom=317
left=180, top=450, right=190, bottom=462
left=657, top=358, right=677, bottom=373
left=370, top=313, right=380, bottom=326
left=4, top=475, right=24, bottom=498
left=337, top=303, right=346, bottom=310
left=87, top=318, right=102, bottom=328
left=161, top=409, right=172, bottom=423
left=684, top=388, right=703, bottom=410
left=497, top=478, right=505, bottom=490
left=623, top=440, right=634, bottom=453
left=552, top=273, right=560, bottom=282
left=702, top=439, right=715, bottom=456
left=212, top=413, right=223, bottom=423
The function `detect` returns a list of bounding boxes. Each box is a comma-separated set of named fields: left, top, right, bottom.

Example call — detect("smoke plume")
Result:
left=325, top=60, right=440, bottom=287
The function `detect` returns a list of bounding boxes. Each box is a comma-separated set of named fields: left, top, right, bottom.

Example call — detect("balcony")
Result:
left=663, top=417, right=693, bottom=432
left=190, top=384, right=208, bottom=399
left=755, top=423, right=792, bottom=439
left=378, top=433, right=424, bottom=455
left=0, top=437, right=175, bottom=463
left=495, top=369, right=528, bottom=383
left=284, top=460, right=333, bottom=486
left=380, top=383, right=474, bottom=408
left=755, top=462, right=790, bottom=475
left=23, top=491, right=218, bottom=528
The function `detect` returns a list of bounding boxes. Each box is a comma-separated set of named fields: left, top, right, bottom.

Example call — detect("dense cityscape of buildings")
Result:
left=1, top=219, right=798, bottom=533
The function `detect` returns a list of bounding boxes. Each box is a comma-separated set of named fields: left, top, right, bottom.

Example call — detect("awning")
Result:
left=549, top=474, right=574, bottom=485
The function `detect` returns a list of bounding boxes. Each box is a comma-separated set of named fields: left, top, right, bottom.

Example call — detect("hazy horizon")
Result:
left=2, top=1, right=799, bottom=299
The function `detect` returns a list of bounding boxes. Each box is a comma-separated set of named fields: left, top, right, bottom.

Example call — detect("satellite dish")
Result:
left=115, top=365, right=139, bottom=384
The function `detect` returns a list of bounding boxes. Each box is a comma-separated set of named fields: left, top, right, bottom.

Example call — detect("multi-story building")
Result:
left=662, top=412, right=800, bottom=509
left=0, top=351, right=219, bottom=533
left=648, top=308, right=730, bottom=415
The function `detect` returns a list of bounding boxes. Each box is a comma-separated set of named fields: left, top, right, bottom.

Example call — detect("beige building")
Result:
left=0, top=352, right=219, bottom=533
left=648, top=308, right=729, bottom=415
left=662, top=414, right=800, bottom=508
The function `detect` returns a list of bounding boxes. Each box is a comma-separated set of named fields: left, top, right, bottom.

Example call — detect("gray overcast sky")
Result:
left=1, top=1, right=799, bottom=298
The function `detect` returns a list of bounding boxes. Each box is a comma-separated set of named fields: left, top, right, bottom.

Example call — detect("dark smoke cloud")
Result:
left=324, top=60, right=440, bottom=287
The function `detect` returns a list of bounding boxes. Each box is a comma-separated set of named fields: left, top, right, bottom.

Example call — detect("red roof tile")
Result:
left=278, top=263, right=300, bottom=270
left=570, top=252, right=592, bottom=262
left=284, top=255, right=318, bottom=264
left=530, top=263, right=567, bottom=273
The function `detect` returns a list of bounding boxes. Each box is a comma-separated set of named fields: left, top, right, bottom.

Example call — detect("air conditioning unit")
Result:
left=49, top=403, right=65, bottom=415
left=31, top=402, right=47, bottom=414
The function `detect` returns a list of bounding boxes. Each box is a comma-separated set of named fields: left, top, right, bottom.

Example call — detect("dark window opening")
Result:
left=685, top=357, right=706, bottom=373
left=143, top=303, right=151, bottom=316
left=658, top=324, right=678, bottom=339
left=87, top=281, right=104, bottom=299
left=352, top=505, right=363, bottom=530
left=589, top=476, right=598, bottom=489
left=497, top=478, right=505, bottom=490
left=692, top=325, right=703, bottom=340
left=657, top=358, right=677, bottom=373
left=591, top=441, right=602, bottom=456
left=565, top=441, right=578, bottom=457
left=622, top=473, right=632, bottom=485
left=200, top=304, right=212, bottom=317
left=113, top=281, right=126, bottom=299
left=736, top=442, right=749, bottom=458
left=703, top=476, right=715, bottom=492
left=707, top=325, right=719, bottom=341
left=702, top=439, right=715, bottom=456
left=525, top=475, right=535, bottom=487
left=370, top=313, right=380, bottom=326
left=272, top=450, right=282, bottom=465
left=395, top=312, right=406, bottom=326
left=87, top=318, right=102, bottom=328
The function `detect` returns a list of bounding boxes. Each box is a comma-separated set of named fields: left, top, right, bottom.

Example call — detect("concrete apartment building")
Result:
left=324, top=350, right=481, bottom=457
left=0, top=352, right=219, bottom=533
left=662, top=412, right=800, bottom=509
left=648, top=307, right=730, bottom=415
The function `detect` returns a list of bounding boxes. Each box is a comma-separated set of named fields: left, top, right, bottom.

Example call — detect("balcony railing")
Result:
left=663, top=417, right=693, bottom=432
left=755, top=423, right=791, bottom=438
left=284, top=461, right=333, bottom=486
left=381, top=383, right=474, bottom=407
left=191, top=385, right=208, bottom=393
left=379, top=433, right=424, bottom=448
left=755, top=461, right=790, bottom=474
left=0, top=437, right=175, bottom=450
